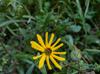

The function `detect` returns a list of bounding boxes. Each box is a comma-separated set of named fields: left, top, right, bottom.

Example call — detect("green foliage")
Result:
left=0, top=0, right=100, bottom=74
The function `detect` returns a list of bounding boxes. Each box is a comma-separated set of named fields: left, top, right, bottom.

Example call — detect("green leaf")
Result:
left=26, top=63, right=35, bottom=74
left=69, top=25, right=81, bottom=32
left=85, top=49, right=100, bottom=55
left=0, top=20, right=27, bottom=27
left=65, top=35, right=74, bottom=45
left=17, top=66, right=25, bottom=74
left=83, top=23, right=91, bottom=33
left=71, top=49, right=81, bottom=61
left=40, top=65, right=47, bottom=74
left=84, top=35, right=100, bottom=44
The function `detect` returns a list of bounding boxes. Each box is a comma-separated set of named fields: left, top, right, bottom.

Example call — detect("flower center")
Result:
left=45, top=48, right=52, bottom=55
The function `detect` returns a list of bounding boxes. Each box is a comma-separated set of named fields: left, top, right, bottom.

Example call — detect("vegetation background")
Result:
left=0, top=0, right=100, bottom=74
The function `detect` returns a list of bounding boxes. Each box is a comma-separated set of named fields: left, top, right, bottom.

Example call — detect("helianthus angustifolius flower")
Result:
left=30, top=32, right=66, bottom=70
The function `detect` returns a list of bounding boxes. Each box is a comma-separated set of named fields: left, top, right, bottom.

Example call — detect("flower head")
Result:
left=30, top=32, right=66, bottom=70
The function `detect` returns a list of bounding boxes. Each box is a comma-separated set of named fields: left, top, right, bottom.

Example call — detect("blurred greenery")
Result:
left=0, top=0, right=100, bottom=74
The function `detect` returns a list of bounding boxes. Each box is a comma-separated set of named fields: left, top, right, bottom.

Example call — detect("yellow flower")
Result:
left=30, top=32, right=66, bottom=70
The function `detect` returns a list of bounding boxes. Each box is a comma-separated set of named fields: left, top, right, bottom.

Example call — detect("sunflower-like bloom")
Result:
left=30, top=32, right=66, bottom=70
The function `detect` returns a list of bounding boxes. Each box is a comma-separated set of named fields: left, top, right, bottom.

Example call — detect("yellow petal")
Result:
left=52, top=43, right=64, bottom=51
left=53, top=52, right=66, bottom=55
left=51, top=38, right=61, bottom=48
left=30, top=41, right=44, bottom=52
left=38, top=53, right=46, bottom=69
left=48, top=33, right=55, bottom=46
left=37, top=34, right=46, bottom=48
left=33, top=55, right=42, bottom=60
left=50, top=55, right=62, bottom=70
left=45, top=32, right=49, bottom=46
left=51, top=54, right=65, bottom=61
left=46, top=56, right=52, bottom=70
